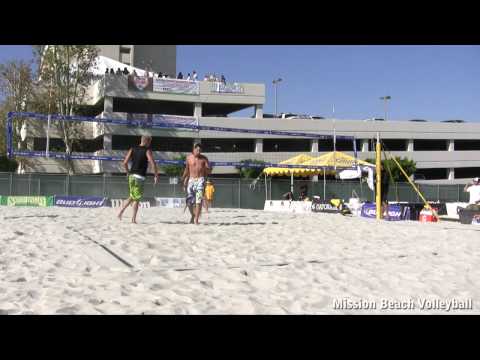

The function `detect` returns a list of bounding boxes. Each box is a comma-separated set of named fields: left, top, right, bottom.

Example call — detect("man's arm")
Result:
left=146, top=149, right=159, bottom=184
left=464, top=183, right=471, bottom=192
left=182, top=156, right=190, bottom=189
left=123, top=149, right=133, bottom=176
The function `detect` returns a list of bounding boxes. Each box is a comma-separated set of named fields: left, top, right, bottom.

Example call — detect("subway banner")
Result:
left=128, top=75, right=199, bottom=95
left=153, top=78, right=199, bottom=95
left=4, top=196, right=54, bottom=207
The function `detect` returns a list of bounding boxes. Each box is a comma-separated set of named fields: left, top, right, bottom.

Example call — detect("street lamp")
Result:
left=379, top=96, right=391, bottom=121
left=272, top=78, right=283, bottom=117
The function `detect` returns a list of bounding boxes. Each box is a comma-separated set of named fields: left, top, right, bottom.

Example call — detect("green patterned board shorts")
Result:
left=128, top=175, right=145, bottom=201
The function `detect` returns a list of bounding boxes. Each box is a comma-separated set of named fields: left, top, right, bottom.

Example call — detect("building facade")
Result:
left=23, top=46, right=480, bottom=184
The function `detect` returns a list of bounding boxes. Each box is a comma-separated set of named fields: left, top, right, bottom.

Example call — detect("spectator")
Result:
left=186, top=73, right=191, bottom=81
left=132, top=69, right=137, bottom=76
left=203, top=180, right=215, bottom=213
left=192, top=71, right=198, bottom=81
left=203, top=75, right=209, bottom=81
left=158, top=72, right=163, bottom=78
left=283, top=191, right=294, bottom=201
left=105, top=68, right=109, bottom=74
left=123, top=67, right=129, bottom=75
left=221, top=74, right=226, bottom=84
left=464, top=177, right=480, bottom=204
left=163, top=74, right=168, bottom=79
left=116, top=68, right=122, bottom=75
left=110, top=68, right=115, bottom=75
left=298, top=185, right=309, bottom=201
left=177, top=72, right=183, bottom=79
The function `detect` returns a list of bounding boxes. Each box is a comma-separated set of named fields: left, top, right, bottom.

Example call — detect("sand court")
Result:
left=0, top=206, right=479, bottom=314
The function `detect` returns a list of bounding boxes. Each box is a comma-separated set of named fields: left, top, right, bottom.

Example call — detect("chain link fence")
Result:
left=0, top=172, right=469, bottom=209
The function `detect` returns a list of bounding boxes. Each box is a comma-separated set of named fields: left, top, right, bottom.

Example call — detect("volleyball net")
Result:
left=6, top=111, right=358, bottom=170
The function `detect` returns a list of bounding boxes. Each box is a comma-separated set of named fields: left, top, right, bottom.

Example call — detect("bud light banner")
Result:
left=54, top=196, right=107, bottom=208
left=153, top=78, right=199, bottom=95
left=360, top=203, right=410, bottom=221
left=128, top=75, right=153, bottom=92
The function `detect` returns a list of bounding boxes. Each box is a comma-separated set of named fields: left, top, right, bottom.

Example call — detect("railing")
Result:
left=0, top=172, right=470, bottom=210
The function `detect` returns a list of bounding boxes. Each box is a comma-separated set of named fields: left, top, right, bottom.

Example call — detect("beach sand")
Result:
left=1, top=206, right=479, bottom=314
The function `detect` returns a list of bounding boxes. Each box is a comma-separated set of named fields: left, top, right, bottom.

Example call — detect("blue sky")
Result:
left=1, top=45, right=479, bottom=121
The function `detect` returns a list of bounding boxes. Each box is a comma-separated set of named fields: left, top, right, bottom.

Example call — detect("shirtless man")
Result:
left=182, top=143, right=211, bottom=224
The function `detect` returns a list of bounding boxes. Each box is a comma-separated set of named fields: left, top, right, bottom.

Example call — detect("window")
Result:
left=317, top=139, right=362, bottom=152
left=414, top=168, right=448, bottom=180
left=413, top=139, right=448, bottom=151
left=453, top=140, right=480, bottom=151
left=263, top=139, right=311, bottom=152
left=201, top=139, right=255, bottom=153
left=454, top=167, right=480, bottom=179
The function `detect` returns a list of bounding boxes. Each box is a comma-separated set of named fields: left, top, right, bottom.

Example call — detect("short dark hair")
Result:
left=193, top=143, right=202, bottom=149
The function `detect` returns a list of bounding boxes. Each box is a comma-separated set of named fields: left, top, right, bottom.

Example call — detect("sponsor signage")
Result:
left=155, top=197, right=186, bottom=208
left=107, top=198, right=156, bottom=208
left=127, top=75, right=153, bottom=92
left=311, top=201, right=340, bottom=214
left=5, top=196, right=54, bottom=207
left=210, top=82, right=244, bottom=94
left=128, top=75, right=199, bottom=95
left=360, top=203, right=410, bottom=221
left=54, top=196, right=106, bottom=208
left=264, top=200, right=312, bottom=214
left=153, top=78, right=199, bottom=95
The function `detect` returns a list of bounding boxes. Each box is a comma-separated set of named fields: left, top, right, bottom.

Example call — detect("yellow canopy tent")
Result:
left=262, top=154, right=315, bottom=198
left=262, top=152, right=375, bottom=201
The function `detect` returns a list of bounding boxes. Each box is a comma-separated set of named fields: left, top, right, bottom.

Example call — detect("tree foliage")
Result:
left=160, top=154, right=187, bottom=177
left=34, top=45, right=100, bottom=173
left=365, top=156, right=416, bottom=182
left=236, top=159, right=267, bottom=179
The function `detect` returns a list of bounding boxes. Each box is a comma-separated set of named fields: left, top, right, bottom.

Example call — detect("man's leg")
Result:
left=194, top=201, right=202, bottom=224
left=118, top=198, right=133, bottom=220
left=188, top=203, right=195, bottom=223
left=132, top=201, right=140, bottom=224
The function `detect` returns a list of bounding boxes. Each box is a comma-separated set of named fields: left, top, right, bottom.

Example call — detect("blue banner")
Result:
left=54, top=196, right=107, bottom=208
left=360, top=203, right=410, bottom=221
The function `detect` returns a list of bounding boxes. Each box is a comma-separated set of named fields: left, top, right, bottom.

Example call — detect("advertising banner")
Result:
left=360, top=203, right=410, bottom=221
left=155, top=197, right=186, bottom=208
left=127, top=75, right=153, bottom=92
left=6, top=196, right=54, bottom=207
left=153, top=78, right=199, bottom=95
left=264, top=200, right=312, bottom=214
left=210, top=82, right=244, bottom=94
left=54, top=196, right=106, bottom=208
left=311, top=201, right=341, bottom=214
left=107, top=198, right=156, bottom=209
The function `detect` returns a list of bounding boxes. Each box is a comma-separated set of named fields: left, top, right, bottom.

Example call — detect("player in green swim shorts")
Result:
left=117, top=135, right=159, bottom=223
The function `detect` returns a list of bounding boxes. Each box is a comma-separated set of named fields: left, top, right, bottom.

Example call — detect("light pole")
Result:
left=379, top=96, right=391, bottom=121
left=272, top=78, right=282, bottom=117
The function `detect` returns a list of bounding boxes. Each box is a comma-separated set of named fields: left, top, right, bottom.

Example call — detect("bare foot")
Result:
left=190, top=217, right=195, bottom=224
left=132, top=219, right=137, bottom=224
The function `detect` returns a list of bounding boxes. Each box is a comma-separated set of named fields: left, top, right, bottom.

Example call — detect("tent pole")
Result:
left=264, top=173, right=267, bottom=201
left=376, top=132, right=382, bottom=220
left=291, top=172, right=294, bottom=195
left=323, top=168, right=326, bottom=201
